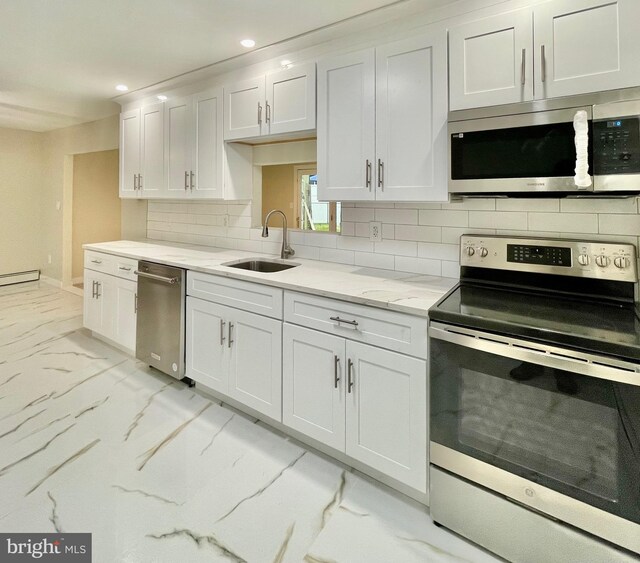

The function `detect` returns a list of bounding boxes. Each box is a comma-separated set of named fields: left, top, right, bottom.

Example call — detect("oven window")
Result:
left=430, top=337, right=640, bottom=524
left=451, top=121, right=592, bottom=180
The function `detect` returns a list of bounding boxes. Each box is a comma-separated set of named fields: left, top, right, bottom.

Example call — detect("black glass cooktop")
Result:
left=430, top=283, right=640, bottom=361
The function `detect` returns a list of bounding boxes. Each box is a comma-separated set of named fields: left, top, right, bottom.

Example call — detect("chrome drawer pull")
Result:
left=347, top=359, right=354, bottom=393
left=91, top=259, right=102, bottom=264
left=220, top=319, right=226, bottom=346
left=334, top=355, right=340, bottom=389
left=330, top=316, right=358, bottom=328
left=228, top=322, right=234, bottom=348
left=119, top=266, right=131, bottom=272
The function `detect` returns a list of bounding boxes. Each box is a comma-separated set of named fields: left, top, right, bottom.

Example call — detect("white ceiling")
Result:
left=0, top=0, right=406, bottom=132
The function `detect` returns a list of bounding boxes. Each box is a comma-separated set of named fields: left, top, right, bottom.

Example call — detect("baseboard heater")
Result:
left=0, top=270, right=40, bottom=287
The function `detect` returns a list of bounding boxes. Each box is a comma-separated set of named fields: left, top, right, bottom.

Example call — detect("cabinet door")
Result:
left=139, top=102, right=164, bottom=197
left=534, top=0, right=640, bottom=99
left=345, top=341, right=427, bottom=492
left=165, top=96, right=193, bottom=197
left=227, top=308, right=282, bottom=421
left=186, top=297, right=229, bottom=392
left=317, top=49, right=376, bottom=201
left=83, top=270, right=103, bottom=333
left=223, top=77, right=265, bottom=140
left=282, top=324, right=345, bottom=450
left=193, top=88, right=224, bottom=199
left=114, top=278, right=137, bottom=352
left=266, top=63, right=316, bottom=136
left=375, top=31, right=448, bottom=202
left=449, top=9, right=533, bottom=110
left=119, top=109, right=140, bottom=197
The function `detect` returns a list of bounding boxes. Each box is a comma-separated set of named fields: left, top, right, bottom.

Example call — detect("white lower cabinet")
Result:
left=282, top=322, right=427, bottom=492
left=186, top=296, right=282, bottom=421
left=83, top=262, right=137, bottom=354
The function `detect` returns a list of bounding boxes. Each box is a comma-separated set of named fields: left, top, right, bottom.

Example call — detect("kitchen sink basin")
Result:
left=222, top=258, right=300, bottom=273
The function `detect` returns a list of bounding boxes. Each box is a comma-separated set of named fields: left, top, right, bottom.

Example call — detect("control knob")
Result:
left=595, top=255, right=610, bottom=268
left=465, top=247, right=475, bottom=257
left=614, top=256, right=630, bottom=269
left=479, top=247, right=489, bottom=258
left=577, top=254, right=590, bottom=266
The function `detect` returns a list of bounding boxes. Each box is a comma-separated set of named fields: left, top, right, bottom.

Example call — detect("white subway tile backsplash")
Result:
left=354, top=252, right=395, bottom=270
left=598, top=214, right=640, bottom=235
left=529, top=212, right=597, bottom=233
left=147, top=196, right=640, bottom=281
left=394, top=256, right=441, bottom=276
left=419, top=210, right=468, bottom=227
left=469, top=211, right=527, bottom=230
left=374, top=208, right=418, bottom=225
left=395, top=225, right=441, bottom=242
left=374, top=240, right=418, bottom=257
left=319, top=247, right=355, bottom=265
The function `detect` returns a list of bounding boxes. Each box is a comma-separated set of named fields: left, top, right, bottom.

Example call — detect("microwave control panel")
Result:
left=593, top=116, right=640, bottom=175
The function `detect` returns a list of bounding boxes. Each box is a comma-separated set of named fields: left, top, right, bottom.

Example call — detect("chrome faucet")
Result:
left=262, top=209, right=295, bottom=259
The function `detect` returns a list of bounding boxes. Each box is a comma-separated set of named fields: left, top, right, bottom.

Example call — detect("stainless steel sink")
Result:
left=221, top=258, right=300, bottom=273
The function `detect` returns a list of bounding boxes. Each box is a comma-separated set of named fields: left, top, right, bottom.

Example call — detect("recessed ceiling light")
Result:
left=115, top=84, right=129, bottom=92
left=157, top=95, right=168, bottom=101
left=240, top=39, right=256, bottom=48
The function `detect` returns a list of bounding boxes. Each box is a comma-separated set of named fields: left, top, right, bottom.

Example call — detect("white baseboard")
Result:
left=39, top=275, right=62, bottom=288
left=0, top=270, right=40, bottom=287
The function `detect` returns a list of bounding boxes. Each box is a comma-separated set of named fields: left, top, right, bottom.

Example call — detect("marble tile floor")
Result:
left=0, top=282, right=501, bottom=563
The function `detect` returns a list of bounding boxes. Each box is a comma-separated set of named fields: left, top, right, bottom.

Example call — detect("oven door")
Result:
left=449, top=106, right=593, bottom=194
left=429, top=322, right=640, bottom=554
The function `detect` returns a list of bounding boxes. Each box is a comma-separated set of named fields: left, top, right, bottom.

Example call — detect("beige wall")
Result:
left=262, top=164, right=296, bottom=227
left=0, top=128, right=44, bottom=276
left=72, top=150, right=121, bottom=279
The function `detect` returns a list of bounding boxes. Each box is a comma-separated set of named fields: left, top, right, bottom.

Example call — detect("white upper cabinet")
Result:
left=318, top=29, right=448, bottom=202
left=223, top=63, right=316, bottom=141
left=450, top=0, right=640, bottom=111
left=119, top=109, right=141, bottom=198
left=317, top=49, right=376, bottom=201
left=534, top=0, right=640, bottom=99
left=375, top=33, right=448, bottom=202
left=193, top=89, right=224, bottom=198
left=449, top=9, right=534, bottom=110
left=224, top=77, right=265, bottom=140
left=165, top=96, right=193, bottom=196
left=120, top=104, right=165, bottom=198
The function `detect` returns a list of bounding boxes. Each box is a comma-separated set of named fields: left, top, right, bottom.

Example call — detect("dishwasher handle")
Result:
left=134, top=270, right=179, bottom=285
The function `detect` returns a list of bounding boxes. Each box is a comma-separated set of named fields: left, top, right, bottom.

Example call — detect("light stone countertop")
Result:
left=83, top=240, right=457, bottom=317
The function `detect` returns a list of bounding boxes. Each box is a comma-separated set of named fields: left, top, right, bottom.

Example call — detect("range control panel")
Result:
left=461, top=235, right=638, bottom=282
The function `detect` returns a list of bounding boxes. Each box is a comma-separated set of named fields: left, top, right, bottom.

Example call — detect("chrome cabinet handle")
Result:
left=334, top=355, right=340, bottom=389
left=95, top=281, right=101, bottom=299
left=133, top=173, right=138, bottom=190
left=220, top=319, right=226, bottom=346
left=329, top=316, right=358, bottom=328
left=134, top=270, right=178, bottom=284
left=91, top=280, right=97, bottom=299
left=541, top=44, right=546, bottom=83
left=228, top=322, right=234, bottom=348
left=119, top=266, right=131, bottom=272
left=365, top=160, right=372, bottom=189
left=184, top=171, right=189, bottom=190
left=138, top=174, right=142, bottom=189
left=521, top=48, right=526, bottom=86
left=190, top=171, right=194, bottom=189
left=347, top=359, right=354, bottom=393
left=91, top=259, right=102, bottom=264
left=266, top=101, right=271, bottom=123
left=377, top=159, right=384, bottom=190
left=258, top=102, right=262, bottom=125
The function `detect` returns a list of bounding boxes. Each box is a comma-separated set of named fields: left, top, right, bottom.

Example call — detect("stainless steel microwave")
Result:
left=448, top=88, right=640, bottom=196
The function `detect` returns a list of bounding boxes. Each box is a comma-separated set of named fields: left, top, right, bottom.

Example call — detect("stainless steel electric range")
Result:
left=429, top=235, right=640, bottom=563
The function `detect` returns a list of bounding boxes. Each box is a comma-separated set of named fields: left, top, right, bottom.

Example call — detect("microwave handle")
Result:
left=429, top=323, right=640, bottom=387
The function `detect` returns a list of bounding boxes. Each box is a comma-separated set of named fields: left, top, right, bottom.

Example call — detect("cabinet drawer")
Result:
left=84, top=250, right=112, bottom=273
left=187, top=271, right=283, bottom=319
left=112, top=256, right=138, bottom=281
left=284, top=292, right=427, bottom=359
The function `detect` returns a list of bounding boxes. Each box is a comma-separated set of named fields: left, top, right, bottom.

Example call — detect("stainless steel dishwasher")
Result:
left=135, top=261, right=187, bottom=380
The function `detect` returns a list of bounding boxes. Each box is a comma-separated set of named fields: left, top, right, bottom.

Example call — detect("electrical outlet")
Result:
left=369, top=221, right=382, bottom=242
left=47, top=254, right=52, bottom=264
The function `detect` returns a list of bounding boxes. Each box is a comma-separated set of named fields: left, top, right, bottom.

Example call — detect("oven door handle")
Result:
left=429, top=323, right=640, bottom=387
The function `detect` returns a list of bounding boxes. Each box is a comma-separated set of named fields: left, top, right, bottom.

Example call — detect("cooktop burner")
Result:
left=429, top=235, right=640, bottom=361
